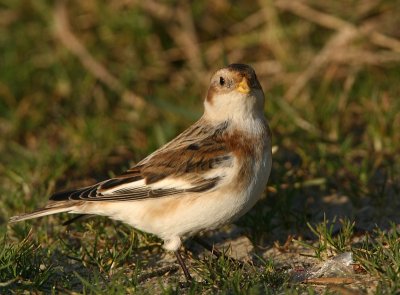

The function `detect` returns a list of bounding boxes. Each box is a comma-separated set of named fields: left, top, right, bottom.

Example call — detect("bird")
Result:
left=9, top=63, right=272, bottom=281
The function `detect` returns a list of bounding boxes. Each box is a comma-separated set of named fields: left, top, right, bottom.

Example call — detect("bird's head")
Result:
left=204, top=64, right=265, bottom=122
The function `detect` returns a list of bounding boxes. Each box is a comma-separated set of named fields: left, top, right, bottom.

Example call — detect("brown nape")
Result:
left=226, top=63, right=253, bottom=73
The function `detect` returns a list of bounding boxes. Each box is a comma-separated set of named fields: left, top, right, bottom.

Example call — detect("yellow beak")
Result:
left=236, top=78, right=250, bottom=94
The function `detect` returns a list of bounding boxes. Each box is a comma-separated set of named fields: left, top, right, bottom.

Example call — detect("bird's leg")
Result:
left=174, top=250, right=192, bottom=282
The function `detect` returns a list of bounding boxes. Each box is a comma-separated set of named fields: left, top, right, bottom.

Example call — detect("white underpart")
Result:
left=71, top=90, right=272, bottom=252
left=80, top=151, right=271, bottom=252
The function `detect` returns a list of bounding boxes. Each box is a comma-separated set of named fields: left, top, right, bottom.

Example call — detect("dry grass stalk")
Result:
left=284, top=27, right=358, bottom=102
left=53, top=0, right=146, bottom=110
left=276, top=0, right=400, bottom=52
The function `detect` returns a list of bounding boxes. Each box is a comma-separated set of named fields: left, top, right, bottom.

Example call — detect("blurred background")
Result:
left=2, top=0, right=400, bottom=234
left=1, top=0, right=400, bottom=291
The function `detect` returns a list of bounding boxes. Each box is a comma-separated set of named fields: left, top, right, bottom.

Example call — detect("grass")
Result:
left=1, top=0, right=400, bottom=293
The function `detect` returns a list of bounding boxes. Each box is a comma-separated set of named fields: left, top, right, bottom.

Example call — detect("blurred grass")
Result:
left=1, top=0, right=400, bottom=293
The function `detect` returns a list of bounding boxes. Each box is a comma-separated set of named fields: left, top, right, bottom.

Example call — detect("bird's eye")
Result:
left=219, top=77, right=225, bottom=86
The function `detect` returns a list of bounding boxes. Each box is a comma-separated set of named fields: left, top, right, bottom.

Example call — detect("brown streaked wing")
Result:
left=49, top=120, right=233, bottom=202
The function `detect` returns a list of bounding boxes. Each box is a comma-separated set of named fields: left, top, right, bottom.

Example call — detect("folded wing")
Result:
left=50, top=120, right=234, bottom=202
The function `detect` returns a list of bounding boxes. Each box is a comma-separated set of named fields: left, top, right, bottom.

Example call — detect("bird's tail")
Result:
left=9, top=202, right=75, bottom=224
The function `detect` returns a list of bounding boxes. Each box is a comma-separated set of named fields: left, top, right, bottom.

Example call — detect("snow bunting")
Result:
left=10, top=63, right=272, bottom=281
